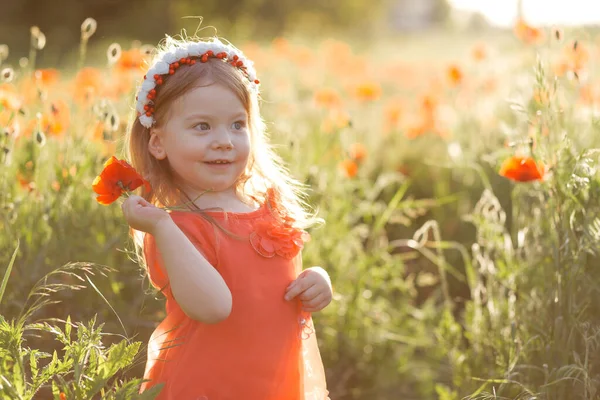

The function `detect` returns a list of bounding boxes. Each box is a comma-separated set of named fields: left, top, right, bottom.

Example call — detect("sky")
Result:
left=449, top=0, right=600, bottom=27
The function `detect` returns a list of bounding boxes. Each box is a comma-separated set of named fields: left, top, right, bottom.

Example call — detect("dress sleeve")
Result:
left=143, top=212, right=219, bottom=296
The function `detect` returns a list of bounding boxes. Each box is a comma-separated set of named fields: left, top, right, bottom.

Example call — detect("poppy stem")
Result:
left=117, top=181, right=132, bottom=199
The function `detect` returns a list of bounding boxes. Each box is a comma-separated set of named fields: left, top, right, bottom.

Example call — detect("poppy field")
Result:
left=2, top=19, right=600, bottom=399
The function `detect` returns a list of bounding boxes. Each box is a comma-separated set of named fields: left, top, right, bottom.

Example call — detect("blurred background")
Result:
left=2, top=0, right=599, bottom=68
left=3, top=1, right=600, bottom=399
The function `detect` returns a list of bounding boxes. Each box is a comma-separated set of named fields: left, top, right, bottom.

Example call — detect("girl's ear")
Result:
left=148, top=129, right=167, bottom=160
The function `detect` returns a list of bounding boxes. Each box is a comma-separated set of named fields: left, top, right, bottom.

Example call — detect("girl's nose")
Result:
left=213, top=128, right=233, bottom=150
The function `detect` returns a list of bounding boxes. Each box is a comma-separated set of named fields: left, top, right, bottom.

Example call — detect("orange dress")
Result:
left=140, top=190, right=329, bottom=400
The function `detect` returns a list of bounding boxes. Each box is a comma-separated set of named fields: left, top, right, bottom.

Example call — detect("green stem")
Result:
left=118, top=186, right=210, bottom=211
left=78, top=37, right=88, bottom=71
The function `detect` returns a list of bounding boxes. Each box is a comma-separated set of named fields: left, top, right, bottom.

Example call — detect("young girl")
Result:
left=121, top=35, right=331, bottom=399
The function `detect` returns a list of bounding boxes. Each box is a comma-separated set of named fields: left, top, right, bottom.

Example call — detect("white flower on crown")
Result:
left=135, top=37, right=260, bottom=128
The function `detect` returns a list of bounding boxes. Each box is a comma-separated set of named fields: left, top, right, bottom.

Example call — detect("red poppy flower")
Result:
left=446, top=64, right=463, bottom=87
left=514, top=18, right=545, bottom=45
left=499, top=155, right=544, bottom=182
left=92, top=156, right=150, bottom=205
left=339, top=159, right=358, bottom=178
left=348, top=142, right=367, bottom=162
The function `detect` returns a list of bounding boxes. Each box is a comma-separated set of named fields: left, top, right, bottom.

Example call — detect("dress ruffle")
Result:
left=248, top=188, right=310, bottom=260
left=299, top=311, right=315, bottom=340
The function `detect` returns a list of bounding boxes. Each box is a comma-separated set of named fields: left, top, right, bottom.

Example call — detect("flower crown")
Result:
left=136, top=37, right=260, bottom=128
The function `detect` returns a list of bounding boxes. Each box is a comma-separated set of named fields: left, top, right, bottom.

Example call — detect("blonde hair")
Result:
left=124, top=35, right=321, bottom=251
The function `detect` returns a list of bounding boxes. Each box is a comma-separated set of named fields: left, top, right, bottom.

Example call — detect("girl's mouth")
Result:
left=204, top=160, right=233, bottom=168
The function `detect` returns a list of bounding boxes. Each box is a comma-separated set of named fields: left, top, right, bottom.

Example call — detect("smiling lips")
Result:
left=204, top=159, right=234, bottom=169
left=205, top=160, right=232, bottom=164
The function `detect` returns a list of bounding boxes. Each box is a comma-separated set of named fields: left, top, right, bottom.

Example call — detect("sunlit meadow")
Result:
left=2, top=17, right=600, bottom=400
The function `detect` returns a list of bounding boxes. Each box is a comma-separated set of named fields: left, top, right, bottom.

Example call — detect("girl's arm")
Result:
left=152, top=216, right=232, bottom=323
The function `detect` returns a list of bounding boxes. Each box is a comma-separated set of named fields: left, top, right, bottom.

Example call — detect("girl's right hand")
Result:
left=121, top=195, right=171, bottom=235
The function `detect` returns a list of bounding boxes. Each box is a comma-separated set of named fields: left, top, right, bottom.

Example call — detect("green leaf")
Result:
left=64, top=316, right=71, bottom=343
left=372, top=181, right=410, bottom=234
left=83, top=340, right=141, bottom=397
left=0, top=239, right=19, bottom=306
left=29, top=351, right=39, bottom=380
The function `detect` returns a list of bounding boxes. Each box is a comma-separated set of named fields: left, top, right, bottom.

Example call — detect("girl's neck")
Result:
left=184, top=187, right=258, bottom=213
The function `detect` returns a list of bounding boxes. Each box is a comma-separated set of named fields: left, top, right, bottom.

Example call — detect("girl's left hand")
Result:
left=284, top=267, right=332, bottom=312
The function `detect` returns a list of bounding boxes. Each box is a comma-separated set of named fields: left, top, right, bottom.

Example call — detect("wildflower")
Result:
left=1, top=67, right=14, bottom=82
left=352, top=81, right=382, bottom=102
left=320, top=39, right=352, bottom=61
left=562, top=40, right=589, bottom=74
left=272, top=37, right=290, bottom=56
left=499, top=155, right=544, bottom=182
left=384, top=100, right=402, bottom=131
left=48, top=100, right=70, bottom=135
left=30, top=26, right=46, bottom=50
left=514, top=18, right=545, bottom=45
left=92, top=120, right=105, bottom=141
left=420, top=94, right=438, bottom=115
left=104, top=112, right=120, bottom=132
left=339, top=159, right=358, bottom=178
left=404, top=93, right=440, bottom=139
left=92, top=156, right=150, bottom=205
left=313, top=88, right=341, bottom=109
left=292, top=45, right=314, bottom=67
left=106, top=43, right=122, bottom=67
left=81, top=18, right=97, bottom=41
left=553, top=60, right=569, bottom=77
left=320, top=109, right=351, bottom=133
left=34, top=69, right=60, bottom=86
left=73, top=67, right=103, bottom=103
left=17, top=168, right=35, bottom=191
left=471, top=43, right=487, bottom=62
left=552, top=26, right=563, bottom=42
left=481, top=77, right=497, bottom=94
left=579, top=84, right=598, bottom=105
left=35, top=131, right=46, bottom=147
left=404, top=120, right=433, bottom=139
left=107, top=69, right=134, bottom=98
left=24, top=100, right=71, bottom=137
left=446, top=64, right=463, bottom=87
left=0, top=84, right=22, bottom=110
left=115, top=48, right=146, bottom=72
left=348, top=143, right=367, bottom=162
left=59, top=392, right=67, bottom=400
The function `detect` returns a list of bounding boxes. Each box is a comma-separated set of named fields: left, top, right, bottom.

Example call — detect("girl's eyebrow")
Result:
left=184, top=113, right=211, bottom=121
left=184, top=112, right=248, bottom=121
left=231, top=112, right=248, bottom=120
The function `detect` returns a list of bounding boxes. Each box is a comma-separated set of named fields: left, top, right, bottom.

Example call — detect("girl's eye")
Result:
left=195, top=122, right=210, bottom=131
left=232, top=121, right=246, bottom=130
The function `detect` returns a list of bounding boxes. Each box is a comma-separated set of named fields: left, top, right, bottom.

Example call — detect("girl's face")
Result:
left=148, top=83, right=250, bottom=198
